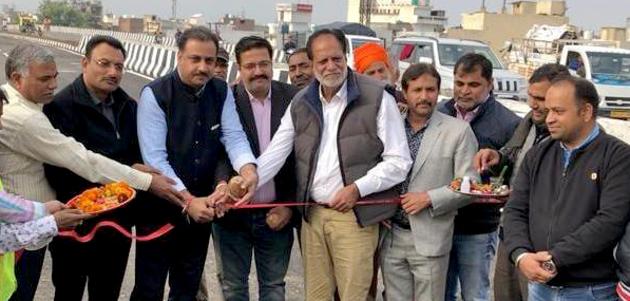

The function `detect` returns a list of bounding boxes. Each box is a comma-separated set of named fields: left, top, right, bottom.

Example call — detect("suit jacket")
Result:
left=232, top=80, right=298, bottom=202
left=406, top=111, right=479, bottom=257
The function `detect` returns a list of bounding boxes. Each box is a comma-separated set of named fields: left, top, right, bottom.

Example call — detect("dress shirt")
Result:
left=246, top=88, right=276, bottom=203
left=0, top=84, right=152, bottom=203
left=256, top=80, right=412, bottom=204
left=88, top=89, right=117, bottom=130
left=137, top=85, right=256, bottom=193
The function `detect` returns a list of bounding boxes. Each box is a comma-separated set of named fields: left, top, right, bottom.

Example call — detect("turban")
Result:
left=353, top=42, right=389, bottom=74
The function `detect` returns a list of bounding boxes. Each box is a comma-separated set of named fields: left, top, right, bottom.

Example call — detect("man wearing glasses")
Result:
left=42, top=35, right=179, bottom=301
left=211, top=36, right=298, bottom=300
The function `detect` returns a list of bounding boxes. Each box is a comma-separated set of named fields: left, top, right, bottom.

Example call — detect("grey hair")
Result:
left=5, top=44, right=55, bottom=78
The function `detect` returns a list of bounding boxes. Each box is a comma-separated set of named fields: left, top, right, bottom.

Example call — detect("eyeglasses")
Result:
left=91, top=58, right=125, bottom=72
left=241, top=60, right=272, bottom=71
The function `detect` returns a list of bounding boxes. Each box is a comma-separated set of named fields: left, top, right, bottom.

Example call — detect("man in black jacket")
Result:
left=43, top=36, right=181, bottom=301
left=211, top=36, right=297, bottom=301
left=474, top=63, right=570, bottom=301
left=503, top=76, right=630, bottom=300
left=439, top=53, right=520, bottom=301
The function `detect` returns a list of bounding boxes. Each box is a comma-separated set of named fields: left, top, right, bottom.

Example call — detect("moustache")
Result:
left=252, top=75, right=269, bottom=81
left=194, top=72, right=210, bottom=78
left=415, top=99, right=434, bottom=107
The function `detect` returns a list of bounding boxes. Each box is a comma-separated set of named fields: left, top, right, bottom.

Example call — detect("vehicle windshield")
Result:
left=349, top=38, right=382, bottom=52
left=587, top=52, right=630, bottom=85
left=437, top=43, right=504, bottom=69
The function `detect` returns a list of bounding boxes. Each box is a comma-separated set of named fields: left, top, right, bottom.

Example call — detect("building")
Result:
left=144, top=15, right=161, bottom=34
left=270, top=3, right=313, bottom=50
left=346, top=0, right=447, bottom=43
left=218, top=14, right=256, bottom=31
left=102, top=12, right=117, bottom=30
left=446, top=0, right=569, bottom=52
left=600, top=27, right=627, bottom=43
left=118, top=17, right=143, bottom=33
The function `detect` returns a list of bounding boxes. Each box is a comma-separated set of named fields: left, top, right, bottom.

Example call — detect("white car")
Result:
left=390, top=36, right=527, bottom=100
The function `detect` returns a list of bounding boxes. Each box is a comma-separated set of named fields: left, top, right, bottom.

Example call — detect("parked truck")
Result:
left=506, top=36, right=630, bottom=119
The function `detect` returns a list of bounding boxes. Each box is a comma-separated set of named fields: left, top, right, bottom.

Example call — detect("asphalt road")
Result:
left=0, top=34, right=308, bottom=301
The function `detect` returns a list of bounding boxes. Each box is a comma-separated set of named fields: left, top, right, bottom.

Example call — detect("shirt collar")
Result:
left=454, top=94, right=490, bottom=116
left=245, top=86, right=272, bottom=104
left=87, top=89, right=113, bottom=107
left=560, top=124, right=601, bottom=152
left=405, top=115, right=432, bottom=134
left=319, top=80, right=348, bottom=105
left=2, top=83, right=44, bottom=112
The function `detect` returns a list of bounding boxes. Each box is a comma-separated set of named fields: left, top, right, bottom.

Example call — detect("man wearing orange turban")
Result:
left=353, top=42, right=395, bottom=84
left=354, top=42, right=407, bottom=114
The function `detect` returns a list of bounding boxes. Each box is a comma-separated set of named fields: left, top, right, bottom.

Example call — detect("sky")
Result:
left=2, top=0, right=627, bottom=31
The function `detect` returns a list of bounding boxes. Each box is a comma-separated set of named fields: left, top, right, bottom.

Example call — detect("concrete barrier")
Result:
left=45, top=26, right=301, bottom=63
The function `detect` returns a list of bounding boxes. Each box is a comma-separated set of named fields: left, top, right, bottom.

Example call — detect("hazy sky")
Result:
left=2, top=0, right=627, bottom=31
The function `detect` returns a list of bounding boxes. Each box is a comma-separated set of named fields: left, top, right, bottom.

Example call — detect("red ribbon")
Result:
left=618, top=282, right=630, bottom=301
left=58, top=221, right=175, bottom=243
left=57, top=195, right=505, bottom=243
left=228, top=198, right=402, bottom=209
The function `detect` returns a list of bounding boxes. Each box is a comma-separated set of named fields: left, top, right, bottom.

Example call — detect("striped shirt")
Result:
left=0, top=191, right=48, bottom=223
left=0, top=83, right=152, bottom=204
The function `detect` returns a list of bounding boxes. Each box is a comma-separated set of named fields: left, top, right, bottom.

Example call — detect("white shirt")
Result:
left=257, top=80, right=412, bottom=204
left=0, top=84, right=152, bottom=203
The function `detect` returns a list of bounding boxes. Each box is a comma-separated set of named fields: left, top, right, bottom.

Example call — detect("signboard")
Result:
left=297, top=4, right=313, bottom=12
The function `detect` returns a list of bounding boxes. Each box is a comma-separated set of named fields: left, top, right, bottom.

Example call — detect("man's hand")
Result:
left=518, top=251, right=557, bottom=283
left=148, top=174, right=184, bottom=206
left=132, top=163, right=162, bottom=175
left=473, top=149, right=501, bottom=172
left=206, top=182, right=230, bottom=218
left=400, top=192, right=431, bottom=215
left=234, top=164, right=258, bottom=207
left=187, top=197, right=215, bottom=223
left=329, top=184, right=360, bottom=213
left=53, top=209, right=91, bottom=229
left=45, top=200, right=66, bottom=214
left=266, top=206, right=292, bottom=231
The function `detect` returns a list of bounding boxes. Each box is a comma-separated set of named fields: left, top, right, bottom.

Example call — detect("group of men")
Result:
left=1, top=25, right=630, bottom=301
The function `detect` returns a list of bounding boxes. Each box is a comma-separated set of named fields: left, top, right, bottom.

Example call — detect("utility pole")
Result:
left=359, top=0, right=372, bottom=26
left=171, top=0, right=177, bottom=20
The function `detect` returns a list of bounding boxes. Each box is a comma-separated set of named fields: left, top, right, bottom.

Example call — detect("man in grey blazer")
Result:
left=381, top=63, right=478, bottom=301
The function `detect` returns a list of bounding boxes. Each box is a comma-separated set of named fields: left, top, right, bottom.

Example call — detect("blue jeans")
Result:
left=445, top=231, right=498, bottom=301
left=212, top=210, right=294, bottom=301
left=529, top=282, right=619, bottom=301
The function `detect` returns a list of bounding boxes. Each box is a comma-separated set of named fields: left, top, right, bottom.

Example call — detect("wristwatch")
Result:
left=542, top=259, right=557, bottom=274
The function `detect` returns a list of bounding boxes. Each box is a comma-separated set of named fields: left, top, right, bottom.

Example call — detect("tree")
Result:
left=38, top=0, right=88, bottom=27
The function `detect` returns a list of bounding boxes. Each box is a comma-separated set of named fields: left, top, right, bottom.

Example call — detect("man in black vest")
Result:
left=42, top=35, right=183, bottom=301
left=254, top=29, right=412, bottom=300
left=438, top=53, right=520, bottom=301
left=212, top=36, right=298, bottom=301
left=133, top=26, right=258, bottom=301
